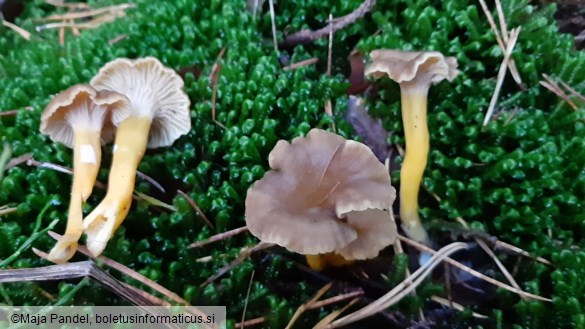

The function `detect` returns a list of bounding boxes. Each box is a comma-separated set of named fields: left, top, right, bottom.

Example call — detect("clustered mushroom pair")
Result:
left=41, top=57, right=191, bottom=263
left=245, top=49, right=459, bottom=270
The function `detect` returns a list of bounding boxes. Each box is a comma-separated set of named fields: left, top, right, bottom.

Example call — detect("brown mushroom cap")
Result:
left=364, top=50, right=459, bottom=86
left=245, top=128, right=397, bottom=259
left=90, top=57, right=191, bottom=149
left=40, top=84, right=130, bottom=148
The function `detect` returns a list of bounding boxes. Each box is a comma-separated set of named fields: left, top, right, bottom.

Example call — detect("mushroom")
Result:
left=365, top=50, right=459, bottom=244
left=40, top=84, right=130, bottom=263
left=82, top=57, right=191, bottom=257
left=245, top=128, right=397, bottom=271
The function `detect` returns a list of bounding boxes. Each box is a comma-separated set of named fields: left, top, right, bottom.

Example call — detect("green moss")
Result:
left=1, top=0, right=584, bottom=327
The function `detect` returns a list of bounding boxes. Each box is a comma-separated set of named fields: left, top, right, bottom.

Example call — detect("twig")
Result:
left=397, top=235, right=551, bottom=302
left=268, top=0, right=278, bottom=52
left=430, top=295, right=488, bottom=319
left=482, top=27, right=521, bottom=126
left=240, top=270, right=255, bottom=329
left=282, top=57, right=319, bottom=71
left=48, top=231, right=190, bottom=306
left=200, top=242, right=274, bottom=287
left=177, top=190, right=214, bottom=229
left=2, top=20, right=31, bottom=40
left=281, top=0, right=375, bottom=47
left=189, top=226, right=249, bottom=248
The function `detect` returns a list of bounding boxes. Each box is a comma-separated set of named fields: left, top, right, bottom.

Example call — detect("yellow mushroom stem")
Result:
left=83, top=115, right=152, bottom=257
left=399, top=83, right=430, bottom=244
left=305, top=253, right=354, bottom=271
left=48, top=129, right=102, bottom=263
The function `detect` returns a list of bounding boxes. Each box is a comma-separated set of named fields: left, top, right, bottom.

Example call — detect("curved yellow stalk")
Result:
left=398, top=84, right=430, bottom=244
left=48, top=129, right=101, bottom=263
left=82, top=116, right=151, bottom=257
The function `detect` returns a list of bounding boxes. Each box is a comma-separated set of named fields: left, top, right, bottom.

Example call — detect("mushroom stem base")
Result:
left=48, top=129, right=101, bottom=264
left=305, top=253, right=354, bottom=271
left=399, top=88, right=430, bottom=244
left=82, top=115, right=151, bottom=257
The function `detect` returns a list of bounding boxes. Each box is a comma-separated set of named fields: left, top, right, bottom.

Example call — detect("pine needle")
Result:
left=0, top=200, right=57, bottom=268
left=477, top=0, right=524, bottom=88
left=43, top=3, right=135, bottom=21
left=286, top=283, right=333, bottom=329
left=0, top=207, right=17, bottom=216
left=282, top=57, right=318, bottom=71
left=455, top=217, right=525, bottom=300
left=210, top=47, right=228, bottom=130
left=268, top=0, right=278, bottom=52
left=189, top=226, right=249, bottom=249
left=177, top=190, right=214, bottom=229
left=313, top=298, right=359, bottom=329
left=328, top=242, right=470, bottom=328
left=397, top=236, right=551, bottom=302
left=540, top=74, right=579, bottom=110
left=45, top=0, right=91, bottom=10
left=0, top=143, right=11, bottom=183
left=240, top=270, right=256, bottom=329
left=2, top=20, right=31, bottom=40
left=47, top=231, right=191, bottom=306
left=134, top=191, right=177, bottom=212
left=483, top=27, right=521, bottom=126
left=430, top=295, right=488, bottom=319
left=200, top=242, right=273, bottom=287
